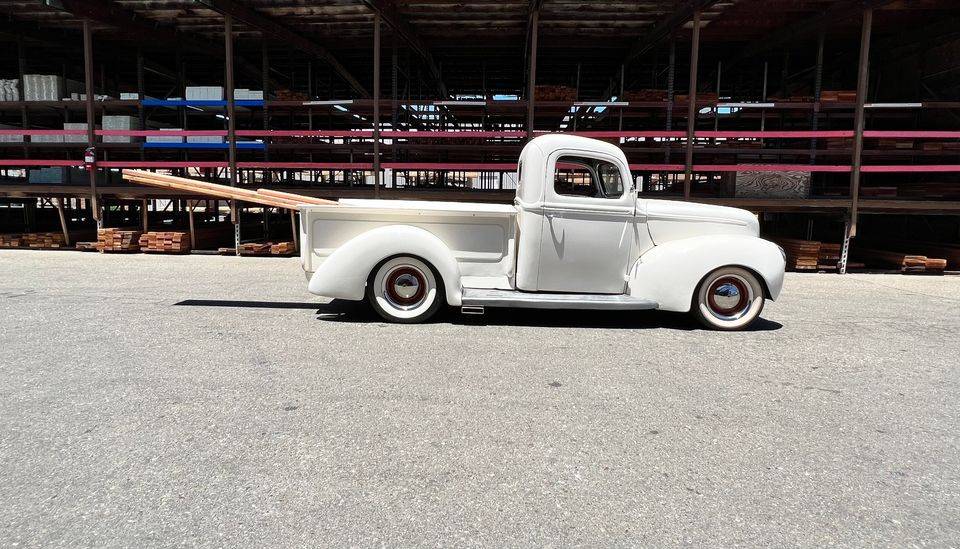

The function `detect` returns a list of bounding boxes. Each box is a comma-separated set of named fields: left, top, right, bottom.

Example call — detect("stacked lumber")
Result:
left=97, top=228, right=142, bottom=252
left=818, top=243, right=842, bottom=271
left=820, top=90, right=858, bottom=102
left=864, top=240, right=960, bottom=270
left=22, top=232, right=67, bottom=248
left=122, top=170, right=336, bottom=210
left=772, top=237, right=821, bottom=271
left=853, top=247, right=947, bottom=273
left=138, top=231, right=191, bottom=253
left=533, top=85, right=576, bottom=102
left=75, top=241, right=99, bottom=251
left=623, top=89, right=668, bottom=101
left=0, top=234, right=23, bottom=248
left=920, top=141, right=960, bottom=152
left=877, top=138, right=915, bottom=150
left=218, top=241, right=297, bottom=256
left=270, top=241, right=297, bottom=255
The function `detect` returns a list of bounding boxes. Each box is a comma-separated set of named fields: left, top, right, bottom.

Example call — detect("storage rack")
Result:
left=1, top=0, right=959, bottom=270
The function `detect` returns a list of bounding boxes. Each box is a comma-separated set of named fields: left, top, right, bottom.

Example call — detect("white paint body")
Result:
left=300, top=134, right=785, bottom=312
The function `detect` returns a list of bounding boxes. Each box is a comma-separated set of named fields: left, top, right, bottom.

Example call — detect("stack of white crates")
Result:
left=101, top=115, right=139, bottom=143
left=146, top=128, right=184, bottom=143
left=0, top=123, right=23, bottom=143
left=185, top=86, right=224, bottom=101
left=234, top=89, right=264, bottom=100
left=0, top=79, right=19, bottom=101
left=63, top=123, right=96, bottom=144
left=23, top=74, right=62, bottom=101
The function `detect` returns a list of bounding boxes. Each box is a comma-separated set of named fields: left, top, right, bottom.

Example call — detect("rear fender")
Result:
left=307, top=225, right=462, bottom=305
left=629, top=235, right=785, bottom=312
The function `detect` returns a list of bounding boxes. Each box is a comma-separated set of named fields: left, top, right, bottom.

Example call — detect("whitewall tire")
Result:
left=693, top=266, right=765, bottom=331
left=367, top=256, right=444, bottom=323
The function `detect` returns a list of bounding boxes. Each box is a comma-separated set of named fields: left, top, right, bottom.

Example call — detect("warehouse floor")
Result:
left=1, top=250, right=958, bottom=547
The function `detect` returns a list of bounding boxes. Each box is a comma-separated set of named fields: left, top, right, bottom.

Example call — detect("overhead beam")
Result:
left=601, top=0, right=719, bottom=100
left=723, top=0, right=897, bottom=71
left=361, top=0, right=447, bottom=98
left=38, top=0, right=272, bottom=89
left=196, top=0, right=369, bottom=98
left=622, top=0, right=720, bottom=66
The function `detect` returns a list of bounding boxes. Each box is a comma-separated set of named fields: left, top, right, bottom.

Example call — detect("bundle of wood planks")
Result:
left=862, top=239, right=960, bottom=270
left=270, top=241, right=297, bottom=256
left=218, top=241, right=297, bottom=256
left=74, top=241, right=99, bottom=251
left=0, top=232, right=69, bottom=248
left=771, top=237, right=821, bottom=271
left=818, top=243, right=842, bottom=271
left=853, top=247, right=947, bottom=273
left=122, top=170, right=336, bottom=209
left=0, top=234, right=23, bottom=248
left=139, top=231, right=190, bottom=253
left=22, top=232, right=67, bottom=248
left=98, top=228, right=142, bottom=252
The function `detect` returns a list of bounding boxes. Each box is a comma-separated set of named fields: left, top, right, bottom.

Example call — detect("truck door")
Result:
left=537, top=151, right=636, bottom=294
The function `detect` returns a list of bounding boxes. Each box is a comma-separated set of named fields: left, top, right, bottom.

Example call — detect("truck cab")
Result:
left=300, top=134, right=785, bottom=330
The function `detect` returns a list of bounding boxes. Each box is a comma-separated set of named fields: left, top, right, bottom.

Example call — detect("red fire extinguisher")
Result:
left=84, top=146, right=96, bottom=170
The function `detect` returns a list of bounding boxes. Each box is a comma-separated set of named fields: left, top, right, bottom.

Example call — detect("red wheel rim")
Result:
left=707, top=276, right=749, bottom=316
left=384, top=266, right=427, bottom=307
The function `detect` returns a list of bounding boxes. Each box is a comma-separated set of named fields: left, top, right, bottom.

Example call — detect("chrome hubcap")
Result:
left=712, top=282, right=741, bottom=310
left=393, top=274, right=420, bottom=299
left=705, top=275, right=752, bottom=320
left=383, top=265, right=428, bottom=309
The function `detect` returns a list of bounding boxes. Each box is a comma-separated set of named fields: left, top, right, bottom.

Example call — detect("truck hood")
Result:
left=643, top=199, right=760, bottom=245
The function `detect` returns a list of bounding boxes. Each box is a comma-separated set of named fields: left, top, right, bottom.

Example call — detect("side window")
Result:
left=554, top=155, right=624, bottom=199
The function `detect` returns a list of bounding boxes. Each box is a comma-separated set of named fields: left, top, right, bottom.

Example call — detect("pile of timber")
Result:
left=270, top=241, right=297, bottom=256
left=818, top=243, right=842, bottom=271
left=122, top=170, right=336, bottom=210
left=533, top=85, right=577, bottom=102
left=0, top=234, right=23, bottom=248
left=22, top=232, right=67, bottom=248
left=820, top=90, right=858, bottom=102
left=862, top=239, right=960, bottom=270
left=853, top=247, right=947, bottom=273
left=0, top=232, right=71, bottom=249
left=772, top=237, right=821, bottom=271
left=139, top=231, right=190, bottom=253
left=75, top=241, right=99, bottom=251
left=98, top=228, right=142, bottom=252
left=218, top=241, right=297, bottom=256
left=770, top=238, right=858, bottom=272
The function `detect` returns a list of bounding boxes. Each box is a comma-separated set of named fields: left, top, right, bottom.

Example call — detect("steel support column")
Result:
left=82, top=20, right=101, bottom=225
left=683, top=10, right=702, bottom=200
left=526, top=10, right=539, bottom=140
left=225, top=13, right=240, bottom=253
left=373, top=12, right=382, bottom=198
left=840, top=8, right=874, bottom=274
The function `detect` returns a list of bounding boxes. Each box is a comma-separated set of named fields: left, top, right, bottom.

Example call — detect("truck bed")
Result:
left=300, top=199, right=518, bottom=289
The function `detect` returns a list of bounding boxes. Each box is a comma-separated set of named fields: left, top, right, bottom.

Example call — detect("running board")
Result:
left=461, top=288, right=658, bottom=310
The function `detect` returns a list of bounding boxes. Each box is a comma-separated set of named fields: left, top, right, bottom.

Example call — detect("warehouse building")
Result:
left=1, top=0, right=959, bottom=271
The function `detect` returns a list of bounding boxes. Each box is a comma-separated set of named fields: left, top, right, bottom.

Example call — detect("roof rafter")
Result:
left=196, top=0, right=370, bottom=98
left=39, top=0, right=273, bottom=89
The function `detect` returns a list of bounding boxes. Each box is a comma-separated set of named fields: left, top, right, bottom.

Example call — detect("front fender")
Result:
left=630, top=235, right=785, bottom=312
left=307, top=225, right=462, bottom=305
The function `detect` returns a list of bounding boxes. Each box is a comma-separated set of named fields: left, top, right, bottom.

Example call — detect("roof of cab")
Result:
left=521, top=134, right=627, bottom=162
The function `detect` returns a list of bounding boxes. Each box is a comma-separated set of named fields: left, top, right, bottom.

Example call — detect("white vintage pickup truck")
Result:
left=299, top=134, right=785, bottom=330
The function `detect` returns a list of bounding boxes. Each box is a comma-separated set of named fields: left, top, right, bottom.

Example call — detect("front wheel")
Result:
left=367, top=256, right=444, bottom=323
left=693, top=266, right=765, bottom=331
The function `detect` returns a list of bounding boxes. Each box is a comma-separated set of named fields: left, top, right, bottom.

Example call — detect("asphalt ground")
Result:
left=1, top=250, right=958, bottom=547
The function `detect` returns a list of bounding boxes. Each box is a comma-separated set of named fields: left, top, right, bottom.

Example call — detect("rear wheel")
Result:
left=693, top=266, right=765, bottom=331
left=367, top=256, right=443, bottom=323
